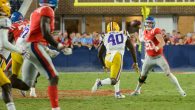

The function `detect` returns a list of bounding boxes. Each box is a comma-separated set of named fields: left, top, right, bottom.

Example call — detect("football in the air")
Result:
left=131, top=20, right=141, bottom=27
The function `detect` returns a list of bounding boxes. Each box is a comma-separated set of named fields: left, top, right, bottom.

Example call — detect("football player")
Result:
left=6, top=11, right=30, bottom=91
left=21, top=0, right=67, bottom=109
left=91, top=22, right=139, bottom=98
left=0, top=0, right=29, bottom=110
left=131, top=16, right=186, bottom=97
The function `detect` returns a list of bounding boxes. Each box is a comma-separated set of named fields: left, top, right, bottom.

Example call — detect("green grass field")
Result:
left=0, top=72, right=195, bottom=110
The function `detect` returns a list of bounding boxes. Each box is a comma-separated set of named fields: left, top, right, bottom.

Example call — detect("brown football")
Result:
left=131, top=20, right=141, bottom=27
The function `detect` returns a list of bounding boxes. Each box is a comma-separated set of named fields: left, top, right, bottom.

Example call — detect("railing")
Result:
left=74, top=0, right=195, bottom=7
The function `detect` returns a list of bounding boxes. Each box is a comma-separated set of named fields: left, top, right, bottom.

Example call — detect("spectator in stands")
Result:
left=161, top=29, right=171, bottom=45
left=184, top=33, right=192, bottom=45
left=93, top=34, right=101, bottom=49
left=56, top=31, right=68, bottom=44
left=72, top=33, right=82, bottom=47
left=175, top=34, right=185, bottom=45
left=81, top=33, right=93, bottom=50
left=170, top=30, right=178, bottom=45
left=190, top=33, right=195, bottom=45
left=64, top=37, right=73, bottom=48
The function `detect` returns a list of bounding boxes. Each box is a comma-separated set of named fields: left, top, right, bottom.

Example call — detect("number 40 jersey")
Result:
left=103, top=31, right=128, bottom=61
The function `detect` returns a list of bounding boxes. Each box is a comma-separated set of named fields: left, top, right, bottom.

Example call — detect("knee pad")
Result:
left=49, top=76, right=59, bottom=85
left=111, top=78, right=118, bottom=85
left=139, top=76, right=147, bottom=83
left=1, top=83, right=13, bottom=103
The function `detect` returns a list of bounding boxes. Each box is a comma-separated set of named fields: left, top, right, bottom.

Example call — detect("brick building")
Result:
left=26, top=0, right=195, bottom=34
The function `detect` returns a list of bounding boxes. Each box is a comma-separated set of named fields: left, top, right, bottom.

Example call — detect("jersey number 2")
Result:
left=108, top=34, right=124, bottom=45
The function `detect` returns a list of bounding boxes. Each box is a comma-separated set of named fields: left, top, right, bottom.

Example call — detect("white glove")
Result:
left=21, top=49, right=30, bottom=59
left=57, top=43, right=65, bottom=50
left=45, top=47, right=60, bottom=58
left=62, top=48, right=72, bottom=55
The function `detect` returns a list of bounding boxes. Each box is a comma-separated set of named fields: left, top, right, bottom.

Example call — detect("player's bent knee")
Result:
left=49, top=76, right=59, bottom=86
left=111, top=78, right=118, bottom=85
left=139, top=76, right=147, bottom=83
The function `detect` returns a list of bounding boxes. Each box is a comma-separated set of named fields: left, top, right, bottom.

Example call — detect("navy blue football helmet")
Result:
left=144, top=16, right=155, bottom=30
left=39, top=0, right=58, bottom=9
left=10, top=12, right=24, bottom=23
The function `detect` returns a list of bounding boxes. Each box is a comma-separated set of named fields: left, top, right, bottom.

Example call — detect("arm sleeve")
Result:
left=97, top=42, right=106, bottom=67
left=40, top=7, right=55, bottom=32
left=40, top=16, right=58, bottom=48
left=154, top=28, right=161, bottom=35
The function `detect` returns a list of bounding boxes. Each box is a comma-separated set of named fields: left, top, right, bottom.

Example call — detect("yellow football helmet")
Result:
left=106, top=22, right=120, bottom=32
left=0, top=0, right=11, bottom=17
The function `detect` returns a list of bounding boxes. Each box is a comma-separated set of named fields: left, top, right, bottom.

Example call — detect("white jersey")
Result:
left=16, top=25, right=30, bottom=48
left=0, top=17, right=11, bottom=58
left=103, top=31, right=128, bottom=62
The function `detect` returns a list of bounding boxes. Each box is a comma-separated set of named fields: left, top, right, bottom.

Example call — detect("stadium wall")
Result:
left=52, top=45, right=195, bottom=72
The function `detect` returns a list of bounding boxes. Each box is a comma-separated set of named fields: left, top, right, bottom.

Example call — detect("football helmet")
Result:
left=107, top=22, right=120, bottom=32
left=10, top=12, right=24, bottom=23
left=144, top=16, right=155, bottom=30
left=39, top=0, right=59, bottom=9
left=0, top=0, right=11, bottom=17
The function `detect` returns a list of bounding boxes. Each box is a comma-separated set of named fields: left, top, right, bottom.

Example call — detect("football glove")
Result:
left=62, top=48, right=72, bottom=55
left=45, top=47, right=60, bottom=58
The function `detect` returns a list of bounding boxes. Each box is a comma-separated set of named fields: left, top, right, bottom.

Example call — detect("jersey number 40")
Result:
left=108, top=34, right=124, bottom=46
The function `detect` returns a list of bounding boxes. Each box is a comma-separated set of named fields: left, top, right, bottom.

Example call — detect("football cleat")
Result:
left=91, top=79, right=102, bottom=93
left=115, top=92, right=125, bottom=99
left=130, top=91, right=141, bottom=96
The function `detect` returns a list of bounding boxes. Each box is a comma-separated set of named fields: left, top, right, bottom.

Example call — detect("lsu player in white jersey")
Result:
left=0, top=0, right=29, bottom=110
left=91, top=22, right=139, bottom=98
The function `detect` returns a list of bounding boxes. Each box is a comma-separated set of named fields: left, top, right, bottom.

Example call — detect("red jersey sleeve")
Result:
left=154, top=28, right=161, bottom=35
left=40, top=6, right=55, bottom=32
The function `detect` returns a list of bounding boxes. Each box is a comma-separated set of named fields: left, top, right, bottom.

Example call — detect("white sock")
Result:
left=101, top=78, right=111, bottom=85
left=6, top=102, right=16, bottom=110
left=134, top=82, right=142, bottom=92
left=114, top=80, right=120, bottom=93
left=168, top=73, right=184, bottom=92
left=52, top=107, right=60, bottom=110
left=30, top=87, right=36, bottom=93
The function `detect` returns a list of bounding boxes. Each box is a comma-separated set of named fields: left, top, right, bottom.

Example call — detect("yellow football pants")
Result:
left=105, top=52, right=122, bottom=80
left=11, top=52, right=23, bottom=76
left=0, top=59, right=10, bottom=86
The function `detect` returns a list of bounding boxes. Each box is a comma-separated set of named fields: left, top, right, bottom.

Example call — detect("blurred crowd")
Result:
left=53, top=29, right=195, bottom=51
left=131, top=29, right=195, bottom=46
left=53, top=31, right=101, bottom=50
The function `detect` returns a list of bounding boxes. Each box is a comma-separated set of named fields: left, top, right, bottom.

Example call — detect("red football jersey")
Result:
left=143, top=28, right=163, bottom=57
left=9, top=19, right=29, bottom=42
left=27, top=6, right=55, bottom=45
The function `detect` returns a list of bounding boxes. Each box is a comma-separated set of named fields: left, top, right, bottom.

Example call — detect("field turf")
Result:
left=0, top=72, right=195, bottom=110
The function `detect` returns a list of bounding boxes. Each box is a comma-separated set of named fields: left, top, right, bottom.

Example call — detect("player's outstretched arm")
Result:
left=41, top=16, right=62, bottom=50
left=97, top=42, right=106, bottom=68
left=126, top=38, right=140, bottom=74
left=126, top=38, right=137, bottom=63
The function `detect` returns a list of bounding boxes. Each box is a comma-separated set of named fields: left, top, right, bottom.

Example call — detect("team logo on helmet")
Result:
left=10, top=12, right=24, bottom=23
left=144, top=16, right=155, bottom=30
left=106, top=22, right=120, bottom=32
left=39, top=0, right=59, bottom=8
left=0, top=0, right=11, bottom=17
